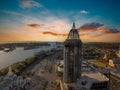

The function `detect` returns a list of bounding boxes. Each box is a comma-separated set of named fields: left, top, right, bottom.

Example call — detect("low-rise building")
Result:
left=61, top=72, right=109, bottom=90
left=109, top=58, right=120, bottom=70
left=116, top=45, right=120, bottom=58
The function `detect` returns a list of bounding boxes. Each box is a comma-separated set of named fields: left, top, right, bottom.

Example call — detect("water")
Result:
left=0, top=46, right=56, bottom=69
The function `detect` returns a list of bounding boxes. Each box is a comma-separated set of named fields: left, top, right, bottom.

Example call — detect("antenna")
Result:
left=72, top=22, right=75, bottom=29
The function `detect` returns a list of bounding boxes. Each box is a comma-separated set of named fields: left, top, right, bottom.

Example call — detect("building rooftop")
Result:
left=109, top=58, right=120, bottom=63
left=77, top=72, right=109, bottom=89
left=82, top=72, right=109, bottom=82
left=63, top=72, right=109, bottom=90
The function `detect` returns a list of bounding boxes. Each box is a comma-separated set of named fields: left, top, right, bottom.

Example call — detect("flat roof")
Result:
left=82, top=72, right=109, bottom=82
left=64, top=72, right=109, bottom=89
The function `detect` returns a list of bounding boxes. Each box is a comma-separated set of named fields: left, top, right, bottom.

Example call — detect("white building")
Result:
left=109, top=58, right=120, bottom=70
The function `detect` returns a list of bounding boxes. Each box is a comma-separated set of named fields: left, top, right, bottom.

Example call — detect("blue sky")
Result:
left=0, top=0, right=120, bottom=42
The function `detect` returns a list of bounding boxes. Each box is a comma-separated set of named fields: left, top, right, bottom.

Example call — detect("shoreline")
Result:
left=0, top=48, right=60, bottom=76
left=0, top=50, right=47, bottom=76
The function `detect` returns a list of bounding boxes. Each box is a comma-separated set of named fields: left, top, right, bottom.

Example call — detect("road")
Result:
left=25, top=50, right=62, bottom=90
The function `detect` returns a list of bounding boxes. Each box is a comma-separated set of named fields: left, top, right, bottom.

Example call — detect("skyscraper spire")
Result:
left=63, top=23, right=82, bottom=83
left=72, top=22, right=75, bottom=29
left=68, top=22, right=79, bottom=39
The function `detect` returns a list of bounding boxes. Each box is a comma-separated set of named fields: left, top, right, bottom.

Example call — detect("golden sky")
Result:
left=0, top=0, right=120, bottom=42
left=0, top=21, right=120, bottom=42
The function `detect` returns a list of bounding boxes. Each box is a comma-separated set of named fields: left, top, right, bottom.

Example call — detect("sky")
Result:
left=0, top=0, right=120, bottom=42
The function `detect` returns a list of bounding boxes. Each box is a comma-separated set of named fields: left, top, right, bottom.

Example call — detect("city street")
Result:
left=25, top=51, right=62, bottom=90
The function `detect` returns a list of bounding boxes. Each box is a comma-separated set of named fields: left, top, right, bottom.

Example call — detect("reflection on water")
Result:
left=0, top=46, right=54, bottom=69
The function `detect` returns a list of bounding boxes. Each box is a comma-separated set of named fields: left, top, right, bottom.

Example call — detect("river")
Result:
left=0, top=45, right=56, bottom=69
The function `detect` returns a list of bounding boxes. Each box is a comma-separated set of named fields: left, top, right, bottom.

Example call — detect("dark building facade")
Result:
left=63, top=23, right=82, bottom=83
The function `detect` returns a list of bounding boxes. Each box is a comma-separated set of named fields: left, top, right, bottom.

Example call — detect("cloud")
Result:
left=103, top=28, right=120, bottom=34
left=76, top=22, right=120, bottom=42
left=26, top=23, right=57, bottom=29
left=20, top=0, right=42, bottom=8
left=78, top=22, right=104, bottom=31
left=42, top=31, right=67, bottom=36
left=2, top=10, right=25, bottom=17
left=78, top=22, right=120, bottom=35
left=80, top=10, right=89, bottom=14
left=27, top=24, right=44, bottom=28
left=80, top=32, right=103, bottom=38
left=90, top=34, right=103, bottom=37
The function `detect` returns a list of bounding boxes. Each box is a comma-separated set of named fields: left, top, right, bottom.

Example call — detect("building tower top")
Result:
left=67, top=22, right=79, bottom=40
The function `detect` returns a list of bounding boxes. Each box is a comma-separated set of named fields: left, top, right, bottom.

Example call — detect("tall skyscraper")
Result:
left=63, top=22, right=82, bottom=83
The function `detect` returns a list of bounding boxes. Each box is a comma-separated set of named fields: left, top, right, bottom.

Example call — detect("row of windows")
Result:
left=91, top=82, right=108, bottom=89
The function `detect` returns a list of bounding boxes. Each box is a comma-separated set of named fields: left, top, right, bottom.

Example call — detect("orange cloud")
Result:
left=97, top=27, right=109, bottom=32
left=42, top=31, right=67, bottom=36
left=80, top=33, right=102, bottom=38
left=103, top=28, right=120, bottom=34
left=27, top=24, right=43, bottom=28
left=78, top=22, right=104, bottom=32
left=78, top=23, right=120, bottom=38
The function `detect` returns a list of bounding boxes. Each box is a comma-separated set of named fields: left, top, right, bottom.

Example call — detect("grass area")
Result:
left=11, top=57, right=36, bottom=73
left=11, top=63, right=24, bottom=72
left=90, top=61, right=106, bottom=68
left=25, top=57, right=35, bottom=64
